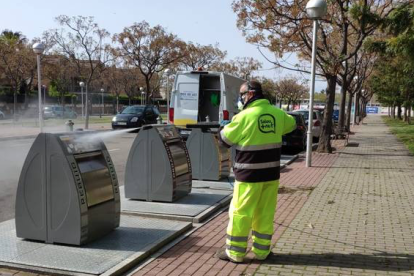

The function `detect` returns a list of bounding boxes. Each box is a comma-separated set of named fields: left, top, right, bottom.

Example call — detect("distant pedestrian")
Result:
left=216, top=80, right=296, bottom=263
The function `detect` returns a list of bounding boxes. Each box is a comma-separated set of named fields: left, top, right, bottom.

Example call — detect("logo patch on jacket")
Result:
left=258, top=114, right=276, bottom=134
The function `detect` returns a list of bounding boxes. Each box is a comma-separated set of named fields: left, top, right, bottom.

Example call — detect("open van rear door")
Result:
left=172, top=73, right=200, bottom=126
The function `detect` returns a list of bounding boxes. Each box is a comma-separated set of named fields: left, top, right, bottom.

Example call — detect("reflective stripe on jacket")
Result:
left=219, top=99, right=296, bottom=182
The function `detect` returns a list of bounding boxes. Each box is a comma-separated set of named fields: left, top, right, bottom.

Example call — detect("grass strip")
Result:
left=383, top=116, right=414, bottom=155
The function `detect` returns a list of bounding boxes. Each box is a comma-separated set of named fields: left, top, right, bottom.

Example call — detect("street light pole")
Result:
left=164, top=69, right=171, bottom=123
left=33, top=42, right=45, bottom=133
left=100, top=88, right=104, bottom=118
left=305, top=20, right=319, bottom=168
left=164, top=68, right=171, bottom=124
left=85, top=83, right=89, bottom=129
left=140, top=87, right=144, bottom=105
left=80, top=82, right=85, bottom=119
left=305, top=0, right=327, bottom=168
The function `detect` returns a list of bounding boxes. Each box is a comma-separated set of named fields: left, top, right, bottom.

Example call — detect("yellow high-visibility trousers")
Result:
left=226, top=180, right=279, bottom=259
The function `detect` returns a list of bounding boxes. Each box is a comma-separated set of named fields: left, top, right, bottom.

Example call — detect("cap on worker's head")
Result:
left=243, top=80, right=263, bottom=94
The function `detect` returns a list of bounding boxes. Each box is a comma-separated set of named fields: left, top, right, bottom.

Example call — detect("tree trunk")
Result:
left=145, top=76, right=151, bottom=104
left=361, top=102, right=366, bottom=119
left=24, top=91, right=29, bottom=110
left=116, top=95, right=119, bottom=113
left=316, top=74, right=336, bottom=153
left=391, top=105, right=395, bottom=119
left=404, top=106, right=408, bottom=122
left=397, top=105, right=402, bottom=120
left=338, top=80, right=347, bottom=130
left=355, top=92, right=361, bottom=124
left=13, top=91, right=17, bottom=121
left=345, top=92, right=353, bottom=130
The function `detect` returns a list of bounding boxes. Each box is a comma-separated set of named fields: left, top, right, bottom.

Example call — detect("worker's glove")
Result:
left=220, top=120, right=230, bottom=127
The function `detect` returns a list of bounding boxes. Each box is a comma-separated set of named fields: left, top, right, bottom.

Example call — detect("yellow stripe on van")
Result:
left=173, top=119, right=198, bottom=127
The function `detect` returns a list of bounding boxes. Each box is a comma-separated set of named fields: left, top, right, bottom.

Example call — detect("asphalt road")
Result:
left=0, top=132, right=299, bottom=223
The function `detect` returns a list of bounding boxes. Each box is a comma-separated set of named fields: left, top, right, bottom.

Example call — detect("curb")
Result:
left=280, top=154, right=299, bottom=170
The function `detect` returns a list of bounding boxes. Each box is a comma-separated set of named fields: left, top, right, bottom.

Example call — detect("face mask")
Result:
left=237, top=96, right=244, bottom=110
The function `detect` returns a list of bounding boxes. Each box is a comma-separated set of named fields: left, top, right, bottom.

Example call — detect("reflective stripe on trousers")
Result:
left=226, top=180, right=279, bottom=258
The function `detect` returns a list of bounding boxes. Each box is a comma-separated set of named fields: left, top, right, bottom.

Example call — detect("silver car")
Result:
left=43, top=106, right=77, bottom=119
left=0, top=110, right=5, bottom=120
left=292, top=109, right=322, bottom=140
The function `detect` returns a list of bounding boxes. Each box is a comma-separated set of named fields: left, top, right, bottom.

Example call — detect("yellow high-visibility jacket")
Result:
left=219, top=99, right=296, bottom=182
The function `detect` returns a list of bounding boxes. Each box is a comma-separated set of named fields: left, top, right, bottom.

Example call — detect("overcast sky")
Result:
left=1, top=0, right=326, bottom=91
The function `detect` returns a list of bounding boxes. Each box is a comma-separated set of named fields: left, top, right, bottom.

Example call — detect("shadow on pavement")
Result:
left=263, top=252, right=414, bottom=272
left=339, top=152, right=413, bottom=157
left=312, top=166, right=412, bottom=170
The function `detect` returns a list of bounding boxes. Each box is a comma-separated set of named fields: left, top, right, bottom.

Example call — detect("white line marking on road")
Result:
left=108, top=148, right=120, bottom=152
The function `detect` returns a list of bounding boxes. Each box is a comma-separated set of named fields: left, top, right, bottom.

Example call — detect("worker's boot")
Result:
left=215, top=248, right=244, bottom=263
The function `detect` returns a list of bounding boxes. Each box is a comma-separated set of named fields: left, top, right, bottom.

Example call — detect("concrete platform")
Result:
left=0, top=215, right=192, bottom=276
left=121, top=186, right=232, bottom=223
left=192, top=178, right=234, bottom=191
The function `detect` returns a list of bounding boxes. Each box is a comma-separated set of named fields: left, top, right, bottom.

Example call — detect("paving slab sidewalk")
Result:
left=257, top=115, right=414, bottom=276
left=130, top=144, right=344, bottom=276
left=130, top=115, right=414, bottom=276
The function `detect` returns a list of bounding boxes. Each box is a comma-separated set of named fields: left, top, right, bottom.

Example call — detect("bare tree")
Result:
left=180, top=42, right=227, bottom=70
left=276, top=77, right=307, bottom=111
left=113, top=21, right=186, bottom=103
left=211, top=56, right=262, bottom=79
left=45, top=15, right=113, bottom=128
left=101, top=65, right=124, bottom=113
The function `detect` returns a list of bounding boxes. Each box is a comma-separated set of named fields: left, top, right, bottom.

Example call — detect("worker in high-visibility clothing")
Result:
left=215, top=80, right=296, bottom=263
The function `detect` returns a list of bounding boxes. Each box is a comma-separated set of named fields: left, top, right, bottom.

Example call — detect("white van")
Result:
left=168, top=71, right=246, bottom=126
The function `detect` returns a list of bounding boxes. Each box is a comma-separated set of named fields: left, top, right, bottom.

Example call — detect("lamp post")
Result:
left=85, top=82, right=89, bottom=129
left=305, top=0, right=327, bottom=168
left=33, top=42, right=45, bottom=133
left=79, top=82, right=85, bottom=119
left=100, top=88, right=104, bottom=118
left=42, top=85, right=47, bottom=106
left=164, top=68, right=171, bottom=123
left=140, top=87, right=145, bottom=105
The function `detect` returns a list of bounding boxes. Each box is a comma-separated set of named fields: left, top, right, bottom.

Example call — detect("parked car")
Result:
left=43, top=106, right=77, bottom=119
left=292, top=109, right=322, bottom=140
left=282, top=112, right=307, bottom=150
left=112, top=105, right=160, bottom=129
left=332, top=109, right=339, bottom=124
left=0, top=110, right=5, bottom=120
